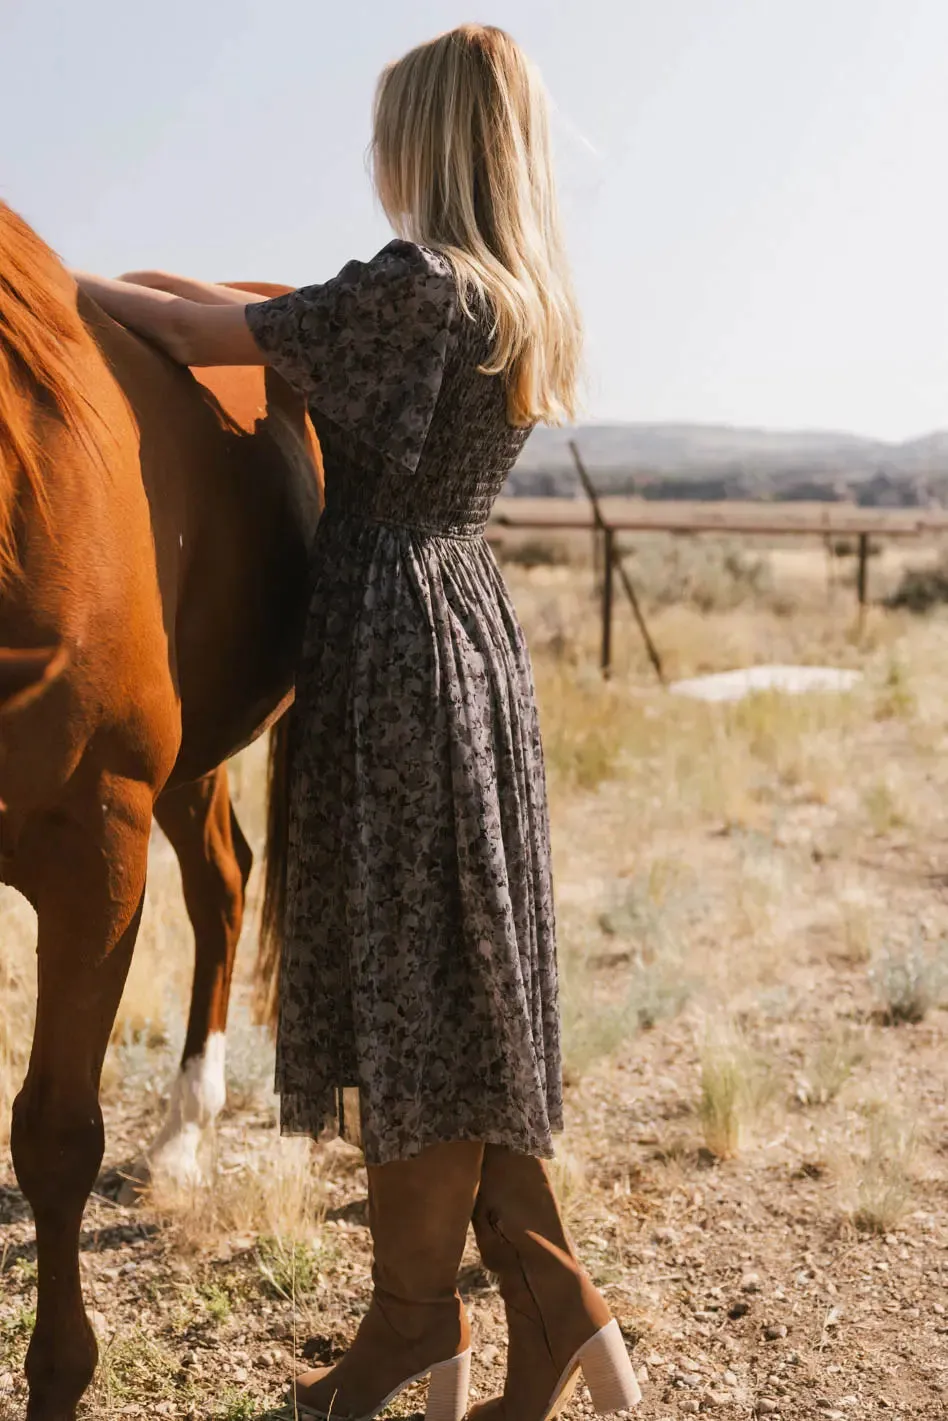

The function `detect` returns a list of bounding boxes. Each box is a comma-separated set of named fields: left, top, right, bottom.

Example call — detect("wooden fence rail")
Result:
left=489, top=449, right=948, bottom=678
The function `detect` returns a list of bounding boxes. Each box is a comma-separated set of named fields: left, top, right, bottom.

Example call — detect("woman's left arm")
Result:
left=72, top=272, right=268, bottom=367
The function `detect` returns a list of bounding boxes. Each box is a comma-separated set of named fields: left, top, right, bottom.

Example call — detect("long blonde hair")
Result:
left=372, top=25, right=582, bottom=427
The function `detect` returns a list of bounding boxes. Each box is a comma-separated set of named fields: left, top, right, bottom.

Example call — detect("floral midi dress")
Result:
left=245, top=239, right=563, bottom=1165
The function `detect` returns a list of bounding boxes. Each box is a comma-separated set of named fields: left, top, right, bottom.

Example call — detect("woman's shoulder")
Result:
left=359, top=239, right=456, bottom=291
left=333, top=240, right=458, bottom=336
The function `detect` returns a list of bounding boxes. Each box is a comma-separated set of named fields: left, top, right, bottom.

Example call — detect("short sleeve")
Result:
left=245, top=239, right=457, bottom=475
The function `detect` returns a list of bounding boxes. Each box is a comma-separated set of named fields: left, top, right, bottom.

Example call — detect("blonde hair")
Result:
left=372, top=24, right=582, bottom=427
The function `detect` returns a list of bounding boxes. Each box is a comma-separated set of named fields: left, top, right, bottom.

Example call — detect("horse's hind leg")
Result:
left=10, top=778, right=152, bottom=1421
left=127, top=765, right=253, bottom=1195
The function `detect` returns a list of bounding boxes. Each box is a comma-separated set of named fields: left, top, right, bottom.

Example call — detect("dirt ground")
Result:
left=2, top=539, right=948, bottom=1419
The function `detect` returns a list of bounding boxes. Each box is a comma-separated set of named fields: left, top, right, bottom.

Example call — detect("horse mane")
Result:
left=0, top=202, right=97, bottom=580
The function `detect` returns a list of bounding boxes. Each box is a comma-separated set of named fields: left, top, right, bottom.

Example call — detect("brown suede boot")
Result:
left=291, top=1140, right=483, bottom=1420
left=469, top=1145, right=641, bottom=1419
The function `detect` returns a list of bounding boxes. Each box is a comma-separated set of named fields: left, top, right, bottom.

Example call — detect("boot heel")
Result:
left=425, top=1349, right=471, bottom=1421
left=579, top=1320, right=642, bottom=1413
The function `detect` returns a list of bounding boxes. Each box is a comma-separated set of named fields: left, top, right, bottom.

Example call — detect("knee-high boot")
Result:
left=292, top=1139, right=484, bottom=1421
left=470, top=1145, right=641, bottom=1419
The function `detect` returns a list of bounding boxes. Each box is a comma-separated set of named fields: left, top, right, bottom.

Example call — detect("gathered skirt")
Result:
left=276, top=508, right=563, bottom=1165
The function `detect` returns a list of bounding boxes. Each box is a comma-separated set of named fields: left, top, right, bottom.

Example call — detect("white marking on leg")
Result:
left=135, top=1032, right=227, bottom=1191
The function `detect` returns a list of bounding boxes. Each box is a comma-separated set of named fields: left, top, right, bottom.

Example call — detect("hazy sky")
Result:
left=4, top=0, right=948, bottom=440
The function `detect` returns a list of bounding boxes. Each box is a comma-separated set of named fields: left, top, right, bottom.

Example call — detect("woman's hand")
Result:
left=71, top=271, right=268, bottom=367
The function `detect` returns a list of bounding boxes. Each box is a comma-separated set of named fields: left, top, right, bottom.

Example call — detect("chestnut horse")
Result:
left=0, top=202, right=321, bottom=1420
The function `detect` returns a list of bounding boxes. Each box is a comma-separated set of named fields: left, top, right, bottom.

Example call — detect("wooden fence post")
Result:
left=857, top=532, right=870, bottom=611
left=602, top=527, right=615, bottom=677
left=569, top=440, right=664, bottom=684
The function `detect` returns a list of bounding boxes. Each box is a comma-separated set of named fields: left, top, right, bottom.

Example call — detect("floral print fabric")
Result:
left=245, top=241, right=563, bottom=1164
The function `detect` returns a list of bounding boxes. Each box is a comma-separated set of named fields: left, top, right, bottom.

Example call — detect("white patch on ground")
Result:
left=126, top=1032, right=227, bottom=1195
left=670, top=664, right=862, bottom=704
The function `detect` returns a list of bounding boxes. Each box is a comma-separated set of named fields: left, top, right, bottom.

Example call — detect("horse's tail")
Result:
left=255, top=711, right=291, bottom=1032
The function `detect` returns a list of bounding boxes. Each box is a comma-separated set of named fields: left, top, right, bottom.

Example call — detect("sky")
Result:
left=3, top=0, right=948, bottom=442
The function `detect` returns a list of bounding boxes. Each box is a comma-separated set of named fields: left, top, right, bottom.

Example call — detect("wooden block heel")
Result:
left=294, top=1347, right=471, bottom=1421
left=425, top=1349, right=471, bottom=1421
left=578, top=1320, right=642, bottom=1414
left=536, top=1319, right=642, bottom=1420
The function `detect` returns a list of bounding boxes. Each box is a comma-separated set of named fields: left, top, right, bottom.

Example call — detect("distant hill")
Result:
left=507, top=423, right=948, bottom=506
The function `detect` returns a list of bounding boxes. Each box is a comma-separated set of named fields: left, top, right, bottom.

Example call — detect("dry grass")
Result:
left=148, top=1137, right=326, bottom=1258
left=559, top=932, right=692, bottom=1084
left=91, top=1328, right=181, bottom=1413
left=0, top=896, right=35, bottom=1150
left=698, top=1031, right=747, bottom=1160
left=849, top=1109, right=918, bottom=1234
left=538, top=661, right=864, bottom=837
left=834, top=888, right=879, bottom=966
left=795, top=1026, right=869, bottom=1107
left=697, top=1022, right=776, bottom=1160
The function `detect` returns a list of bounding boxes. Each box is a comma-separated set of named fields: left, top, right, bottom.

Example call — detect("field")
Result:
left=3, top=528, right=948, bottom=1420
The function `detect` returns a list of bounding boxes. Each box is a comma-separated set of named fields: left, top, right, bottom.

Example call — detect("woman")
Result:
left=76, top=25, right=641, bottom=1421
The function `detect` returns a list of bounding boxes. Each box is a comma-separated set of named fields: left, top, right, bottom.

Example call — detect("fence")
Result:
left=489, top=442, right=948, bottom=679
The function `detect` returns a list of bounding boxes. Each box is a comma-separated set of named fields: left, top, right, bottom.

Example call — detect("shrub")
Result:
left=494, top=536, right=572, bottom=569
left=619, top=535, right=776, bottom=613
left=886, top=559, right=948, bottom=612
left=869, top=941, right=948, bottom=1024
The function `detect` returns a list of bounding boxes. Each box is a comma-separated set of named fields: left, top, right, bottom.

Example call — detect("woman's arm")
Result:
left=72, top=272, right=267, bottom=367
left=117, top=270, right=252, bottom=306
